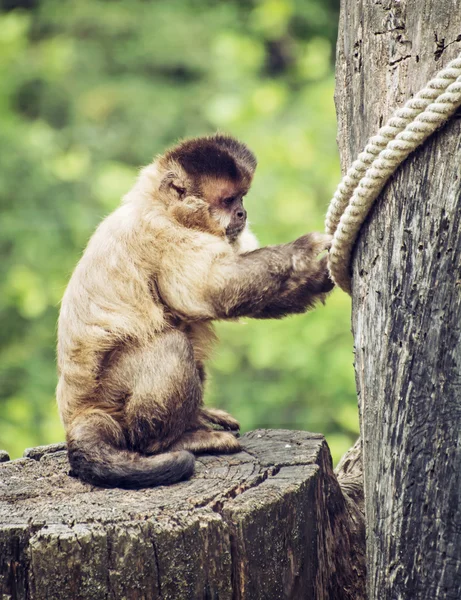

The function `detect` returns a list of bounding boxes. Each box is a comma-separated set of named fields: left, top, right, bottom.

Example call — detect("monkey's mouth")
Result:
left=225, top=224, right=245, bottom=240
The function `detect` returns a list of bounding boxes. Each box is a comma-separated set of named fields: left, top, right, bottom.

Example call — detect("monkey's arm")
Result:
left=157, top=232, right=331, bottom=320
left=250, top=255, right=334, bottom=319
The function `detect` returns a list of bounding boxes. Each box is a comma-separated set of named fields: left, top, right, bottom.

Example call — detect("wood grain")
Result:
left=0, top=430, right=365, bottom=600
left=336, top=1, right=461, bottom=598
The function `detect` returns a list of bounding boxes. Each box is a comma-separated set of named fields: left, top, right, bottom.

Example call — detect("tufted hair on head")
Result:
left=164, top=134, right=257, bottom=181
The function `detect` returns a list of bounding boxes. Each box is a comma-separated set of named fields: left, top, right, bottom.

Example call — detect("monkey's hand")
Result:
left=170, top=195, right=208, bottom=220
left=246, top=232, right=333, bottom=319
left=170, top=196, right=225, bottom=237
left=287, top=232, right=334, bottom=294
left=182, top=195, right=209, bottom=211
left=289, top=232, right=332, bottom=271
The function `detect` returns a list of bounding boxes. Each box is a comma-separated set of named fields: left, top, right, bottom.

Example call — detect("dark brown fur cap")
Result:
left=164, top=134, right=257, bottom=182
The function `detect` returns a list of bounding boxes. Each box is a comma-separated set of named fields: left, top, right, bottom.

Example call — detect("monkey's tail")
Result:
left=67, top=438, right=195, bottom=489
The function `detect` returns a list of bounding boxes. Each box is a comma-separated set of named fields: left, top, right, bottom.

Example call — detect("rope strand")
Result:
left=326, top=54, right=461, bottom=293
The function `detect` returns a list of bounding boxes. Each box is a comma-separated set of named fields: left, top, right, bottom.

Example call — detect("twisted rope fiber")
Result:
left=326, top=53, right=461, bottom=293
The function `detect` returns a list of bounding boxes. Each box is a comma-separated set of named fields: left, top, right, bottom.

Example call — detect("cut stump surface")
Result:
left=0, top=429, right=364, bottom=600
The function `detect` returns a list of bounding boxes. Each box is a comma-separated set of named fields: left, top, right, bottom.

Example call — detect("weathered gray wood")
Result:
left=330, top=438, right=366, bottom=599
left=336, top=1, right=461, bottom=598
left=23, top=443, right=67, bottom=461
left=0, top=430, right=364, bottom=600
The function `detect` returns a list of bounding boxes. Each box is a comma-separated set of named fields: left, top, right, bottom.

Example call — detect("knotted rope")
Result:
left=326, top=53, right=461, bottom=294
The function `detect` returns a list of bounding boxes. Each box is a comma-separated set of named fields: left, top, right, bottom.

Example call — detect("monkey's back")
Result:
left=56, top=204, right=166, bottom=427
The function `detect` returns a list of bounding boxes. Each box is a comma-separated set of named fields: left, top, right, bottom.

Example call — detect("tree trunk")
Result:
left=0, top=431, right=365, bottom=600
left=335, top=1, right=461, bottom=598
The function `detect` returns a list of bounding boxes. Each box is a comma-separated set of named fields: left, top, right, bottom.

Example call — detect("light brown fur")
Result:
left=57, top=134, right=333, bottom=488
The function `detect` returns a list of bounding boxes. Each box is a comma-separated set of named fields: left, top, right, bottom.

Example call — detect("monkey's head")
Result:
left=157, top=134, right=257, bottom=241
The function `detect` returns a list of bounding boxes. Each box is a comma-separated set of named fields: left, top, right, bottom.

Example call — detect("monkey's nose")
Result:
left=236, top=209, right=246, bottom=220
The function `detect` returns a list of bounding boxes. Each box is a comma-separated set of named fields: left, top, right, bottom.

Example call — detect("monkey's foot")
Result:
left=199, top=408, right=240, bottom=431
left=170, top=430, right=241, bottom=454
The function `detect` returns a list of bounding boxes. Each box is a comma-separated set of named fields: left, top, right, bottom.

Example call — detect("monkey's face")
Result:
left=159, top=134, right=257, bottom=241
left=201, top=177, right=248, bottom=242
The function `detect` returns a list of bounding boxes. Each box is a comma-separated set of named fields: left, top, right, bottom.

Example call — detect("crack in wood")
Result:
left=151, top=537, right=162, bottom=599
left=434, top=32, right=461, bottom=61
left=389, top=53, right=412, bottom=66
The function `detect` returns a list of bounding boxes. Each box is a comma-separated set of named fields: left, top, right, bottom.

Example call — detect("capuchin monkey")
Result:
left=56, top=134, right=334, bottom=489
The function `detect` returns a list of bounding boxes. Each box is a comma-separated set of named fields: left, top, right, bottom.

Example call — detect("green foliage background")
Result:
left=0, top=0, right=357, bottom=463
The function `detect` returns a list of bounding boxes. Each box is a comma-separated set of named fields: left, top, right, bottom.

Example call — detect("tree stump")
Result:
left=0, top=430, right=365, bottom=600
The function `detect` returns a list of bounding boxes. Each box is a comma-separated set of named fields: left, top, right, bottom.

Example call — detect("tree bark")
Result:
left=335, top=1, right=461, bottom=598
left=0, top=431, right=365, bottom=600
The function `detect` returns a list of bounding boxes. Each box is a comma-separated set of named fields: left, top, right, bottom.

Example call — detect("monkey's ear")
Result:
left=170, top=181, right=186, bottom=199
left=160, top=172, right=187, bottom=200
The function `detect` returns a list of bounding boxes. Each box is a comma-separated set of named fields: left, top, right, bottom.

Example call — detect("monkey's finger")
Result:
left=309, top=232, right=333, bottom=254
left=293, top=232, right=332, bottom=255
left=315, top=255, right=335, bottom=292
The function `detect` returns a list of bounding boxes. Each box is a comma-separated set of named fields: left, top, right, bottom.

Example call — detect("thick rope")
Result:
left=326, top=53, right=461, bottom=293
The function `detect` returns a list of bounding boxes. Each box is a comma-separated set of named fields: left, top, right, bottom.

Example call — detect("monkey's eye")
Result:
left=222, top=196, right=235, bottom=207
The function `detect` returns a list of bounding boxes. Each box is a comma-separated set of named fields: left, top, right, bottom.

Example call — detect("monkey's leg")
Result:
left=106, top=330, right=204, bottom=454
left=106, top=332, right=240, bottom=456
left=198, top=407, right=240, bottom=431
left=169, top=429, right=241, bottom=454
